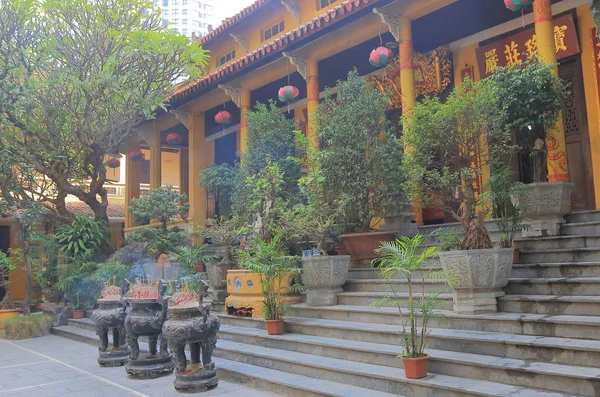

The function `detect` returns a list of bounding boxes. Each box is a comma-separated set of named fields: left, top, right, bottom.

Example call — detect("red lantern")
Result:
left=166, top=132, right=181, bottom=145
left=129, top=151, right=143, bottom=161
left=215, top=110, right=232, bottom=125
left=369, top=46, right=394, bottom=68
left=504, top=0, right=533, bottom=11
left=278, top=85, right=300, bottom=103
left=106, top=158, right=121, bottom=169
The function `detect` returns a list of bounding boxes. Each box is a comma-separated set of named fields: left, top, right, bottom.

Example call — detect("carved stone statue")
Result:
left=163, top=280, right=221, bottom=392
left=123, top=279, right=174, bottom=378
left=91, top=279, right=129, bottom=367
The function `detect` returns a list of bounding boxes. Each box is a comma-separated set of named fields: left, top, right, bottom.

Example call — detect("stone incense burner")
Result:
left=91, top=282, right=129, bottom=367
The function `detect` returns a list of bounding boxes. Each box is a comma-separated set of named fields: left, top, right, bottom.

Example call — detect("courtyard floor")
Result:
left=0, top=335, right=280, bottom=397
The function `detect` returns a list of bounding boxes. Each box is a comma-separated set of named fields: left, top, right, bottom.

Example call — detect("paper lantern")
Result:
left=369, top=46, right=394, bottom=68
left=504, top=0, right=533, bottom=11
left=106, top=158, right=121, bottom=169
left=166, top=132, right=181, bottom=145
left=129, top=151, right=144, bottom=161
left=278, top=85, right=300, bottom=103
left=215, top=110, right=232, bottom=125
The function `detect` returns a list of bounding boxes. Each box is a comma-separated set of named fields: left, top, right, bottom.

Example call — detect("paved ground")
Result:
left=0, top=335, right=281, bottom=397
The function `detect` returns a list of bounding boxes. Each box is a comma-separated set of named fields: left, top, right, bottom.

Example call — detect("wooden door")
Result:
left=560, top=58, right=595, bottom=210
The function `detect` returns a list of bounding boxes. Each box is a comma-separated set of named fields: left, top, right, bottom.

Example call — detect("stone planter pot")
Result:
left=438, top=248, right=514, bottom=314
left=301, top=255, right=350, bottom=306
left=163, top=304, right=220, bottom=392
left=512, top=182, right=574, bottom=238
left=340, top=231, right=397, bottom=260
left=92, top=299, right=129, bottom=367
left=206, top=259, right=234, bottom=313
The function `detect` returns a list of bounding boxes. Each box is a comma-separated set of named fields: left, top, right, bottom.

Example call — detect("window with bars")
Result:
left=319, top=0, right=338, bottom=9
left=263, top=21, right=285, bottom=41
left=218, top=50, right=236, bottom=66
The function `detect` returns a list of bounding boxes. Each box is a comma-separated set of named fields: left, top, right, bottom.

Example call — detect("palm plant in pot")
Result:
left=169, top=245, right=215, bottom=275
left=402, top=77, right=514, bottom=314
left=372, top=235, right=455, bottom=379
left=318, top=70, right=405, bottom=260
left=490, top=60, right=568, bottom=237
left=238, top=235, right=301, bottom=335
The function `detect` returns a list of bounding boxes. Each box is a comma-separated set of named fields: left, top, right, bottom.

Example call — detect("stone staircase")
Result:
left=53, top=210, right=600, bottom=396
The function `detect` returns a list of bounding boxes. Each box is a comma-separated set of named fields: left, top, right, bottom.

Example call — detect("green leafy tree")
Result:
left=56, top=215, right=111, bottom=260
left=0, top=0, right=208, bottom=224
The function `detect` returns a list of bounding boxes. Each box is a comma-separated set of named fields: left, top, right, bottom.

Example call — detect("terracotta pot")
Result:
left=265, top=319, right=284, bottom=335
left=512, top=248, right=520, bottom=264
left=35, top=303, right=42, bottom=310
left=72, top=309, right=85, bottom=319
left=0, top=308, right=20, bottom=331
left=340, top=231, right=397, bottom=260
left=195, top=262, right=206, bottom=273
left=402, top=354, right=429, bottom=379
left=336, top=245, right=349, bottom=256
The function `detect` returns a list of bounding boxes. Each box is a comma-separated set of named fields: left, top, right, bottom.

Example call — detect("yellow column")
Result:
left=125, top=138, right=142, bottom=229
left=238, top=88, right=251, bottom=154
left=307, top=58, right=320, bottom=149
left=150, top=127, right=161, bottom=190
left=188, top=113, right=208, bottom=226
left=400, top=16, right=423, bottom=226
left=534, top=0, right=569, bottom=182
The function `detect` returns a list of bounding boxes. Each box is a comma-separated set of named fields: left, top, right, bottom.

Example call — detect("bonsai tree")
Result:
left=0, top=249, right=21, bottom=310
left=318, top=70, right=405, bottom=233
left=372, top=235, right=455, bottom=378
left=489, top=60, right=567, bottom=183
left=402, top=78, right=511, bottom=250
left=199, top=216, right=245, bottom=263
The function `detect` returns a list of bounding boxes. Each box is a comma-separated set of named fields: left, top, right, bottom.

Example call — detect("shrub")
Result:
left=4, top=315, right=52, bottom=340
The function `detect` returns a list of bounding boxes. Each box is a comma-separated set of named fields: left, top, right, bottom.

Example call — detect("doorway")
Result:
left=0, top=226, right=11, bottom=301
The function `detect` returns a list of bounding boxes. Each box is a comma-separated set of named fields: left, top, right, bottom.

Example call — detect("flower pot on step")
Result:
left=301, top=255, right=350, bottom=306
left=265, top=319, right=284, bottom=335
left=71, top=309, right=85, bottom=319
left=340, top=231, right=397, bottom=260
left=402, top=354, right=429, bottom=379
left=438, top=247, right=514, bottom=314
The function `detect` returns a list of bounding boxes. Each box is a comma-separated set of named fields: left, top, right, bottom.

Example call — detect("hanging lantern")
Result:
left=106, top=158, right=121, bottom=169
left=166, top=132, right=181, bottom=145
left=129, top=151, right=144, bottom=161
left=504, top=0, right=533, bottom=11
left=215, top=110, right=232, bottom=125
left=369, top=46, right=394, bottom=68
left=278, top=85, right=300, bottom=103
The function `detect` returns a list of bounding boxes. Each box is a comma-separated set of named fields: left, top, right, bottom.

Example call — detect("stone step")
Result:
left=68, top=317, right=96, bottom=332
left=52, top=324, right=99, bottom=347
left=214, top=339, right=582, bottom=397
left=519, top=248, right=600, bottom=263
left=336, top=291, right=454, bottom=308
left=344, top=279, right=448, bottom=293
left=506, top=277, right=600, bottom=296
left=284, top=304, right=600, bottom=341
left=560, top=221, right=600, bottom=236
left=511, top=262, right=600, bottom=278
left=565, top=210, right=600, bottom=224
left=514, top=235, right=600, bottom=250
left=498, top=294, right=600, bottom=316
left=218, top=324, right=600, bottom=396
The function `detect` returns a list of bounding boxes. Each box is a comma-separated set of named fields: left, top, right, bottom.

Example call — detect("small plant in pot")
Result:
left=238, top=235, right=301, bottom=335
left=72, top=293, right=85, bottom=319
left=372, top=235, right=455, bottom=379
left=169, top=245, right=215, bottom=275
left=318, top=70, right=405, bottom=260
left=402, top=77, right=514, bottom=314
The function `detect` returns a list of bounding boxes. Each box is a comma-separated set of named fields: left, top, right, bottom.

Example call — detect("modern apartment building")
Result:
left=153, top=0, right=215, bottom=38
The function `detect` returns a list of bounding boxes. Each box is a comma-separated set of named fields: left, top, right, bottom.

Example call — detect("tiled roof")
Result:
left=199, top=0, right=275, bottom=46
left=170, top=0, right=376, bottom=106
left=65, top=201, right=125, bottom=219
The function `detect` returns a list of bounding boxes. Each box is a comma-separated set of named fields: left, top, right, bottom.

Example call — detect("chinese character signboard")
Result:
left=476, top=14, right=580, bottom=78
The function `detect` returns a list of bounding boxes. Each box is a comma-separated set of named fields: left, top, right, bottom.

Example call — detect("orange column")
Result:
left=534, top=0, right=569, bottom=182
left=238, top=88, right=251, bottom=154
left=188, top=113, right=208, bottom=226
left=124, top=137, right=142, bottom=229
left=307, top=58, right=320, bottom=149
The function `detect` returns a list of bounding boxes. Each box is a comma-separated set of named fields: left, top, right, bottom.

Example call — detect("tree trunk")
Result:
left=461, top=216, right=493, bottom=250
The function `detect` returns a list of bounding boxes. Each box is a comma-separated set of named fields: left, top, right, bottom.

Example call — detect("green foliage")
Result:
left=371, top=236, right=455, bottom=358
left=56, top=216, right=110, bottom=260
left=319, top=70, right=405, bottom=232
left=129, top=187, right=189, bottom=228
left=198, top=216, right=246, bottom=262
left=0, top=249, right=22, bottom=309
left=57, top=251, right=99, bottom=308
left=402, top=78, right=511, bottom=249
left=239, top=236, right=301, bottom=320
left=31, top=233, right=59, bottom=289
left=4, top=314, right=52, bottom=340
left=91, top=260, right=130, bottom=287
left=169, top=245, right=215, bottom=275
left=126, top=226, right=189, bottom=259
left=429, top=228, right=461, bottom=252
left=199, top=163, right=239, bottom=216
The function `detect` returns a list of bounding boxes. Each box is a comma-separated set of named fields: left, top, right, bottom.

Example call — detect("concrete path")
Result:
left=0, top=334, right=281, bottom=397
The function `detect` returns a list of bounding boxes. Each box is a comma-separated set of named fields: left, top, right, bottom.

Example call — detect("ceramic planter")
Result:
left=72, top=309, right=85, bottom=319
left=438, top=247, right=514, bottom=314
left=92, top=299, right=129, bottom=367
left=301, top=255, right=350, bottom=306
left=402, top=355, right=430, bottom=379
left=512, top=182, right=574, bottom=238
left=0, top=308, right=20, bottom=331
left=340, top=231, right=397, bottom=260
left=265, top=319, right=284, bottom=335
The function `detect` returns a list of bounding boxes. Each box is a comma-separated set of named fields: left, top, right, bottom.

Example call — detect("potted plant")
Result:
left=372, top=235, right=454, bottom=379
left=72, top=292, right=85, bottom=319
left=490, top=60, right=569, bottom=237
left=169, top=245, right=215, bottom=275
left=402, top=77, right=514, bottom=314
left=238, top=235, right=301, bottom=335
left=284, top=132, right=350, bottom=306
left=318, top=70, right=405, bottom=260
left=0, top=249, right=21, bottom=330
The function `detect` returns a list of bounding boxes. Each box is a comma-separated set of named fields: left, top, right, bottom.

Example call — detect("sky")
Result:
left=213, top=0, right=256, bottom=26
